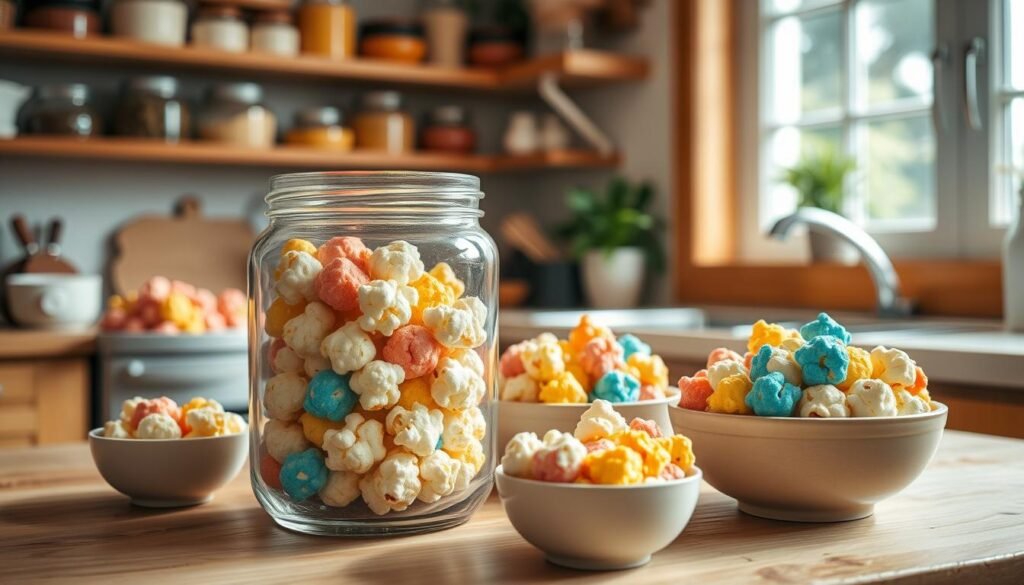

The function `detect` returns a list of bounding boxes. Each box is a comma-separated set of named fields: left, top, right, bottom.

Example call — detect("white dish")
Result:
left=668, top=403, right=948, bottom=522
left=495, top=464, right=702, bottom=570
left=6, top=273, right=102, bottom=329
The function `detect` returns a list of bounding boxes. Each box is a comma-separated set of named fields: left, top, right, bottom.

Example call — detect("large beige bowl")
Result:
left=495, top=464, right=702, bottom=570
left=89, top=428, right=248, bottom=508
left=669, top=403, right=948, bottom=522
left=497, top=388, right=680, bottom=450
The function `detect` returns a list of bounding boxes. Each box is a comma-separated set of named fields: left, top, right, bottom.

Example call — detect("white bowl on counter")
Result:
left=669, top=403, right=948, bottom=522
left=5, top=273, right=102, bottom=329
left=495, top=464, right=702, bottom=570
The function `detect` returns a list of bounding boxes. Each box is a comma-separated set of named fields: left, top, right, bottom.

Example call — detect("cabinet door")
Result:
left=0, top=359, right=89, bottom=446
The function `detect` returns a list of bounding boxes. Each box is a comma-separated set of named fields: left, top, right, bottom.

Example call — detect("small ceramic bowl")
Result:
left=89, top=428, right=248, bottom=507
left=669, top=403, right=948, bottom=522
left=497, top=388, right=680, bottom=450
left=495, top=464, right=702, bottom=570
left=6, top=273, right=102, bottom=329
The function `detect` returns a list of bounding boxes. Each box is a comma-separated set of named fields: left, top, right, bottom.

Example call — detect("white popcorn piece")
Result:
left=448, top=348, right=485, bottom=377
left=275, top=250, right=322, bottom=304
left=500, top=431, right=543, bottom=478
left=273, top=345, right=304, bottom=374
left=119, top=396, right=144, bottom=426
left=758, top=346, right=803, bottom=387
left=798, top=385, right=850, bottom=418
left=451, top=438, right=485, bottom=491
left=322, top=413, right=386, bottom=474
left=282, top=302, right=335, bottom=358
left=431, top=357, right=486, bottom=410
left=870, top=346, right=917, bottom=387
left=321, top=321, right=376, bottom=375
left=319, top=470, right=361, bottom=508
left=500, top=373, right=539, bottom=402
left=359, top=450, right=422, bottom=515
left=422, top=297, right=487, bottom=349
left=135, top=413, right=181, bottom=439
left=386, top=403, right=444, bottom=457
left=847, top=379, right=899, bottom=417
left=418, top=450, right=461, bottom=503
left=779, top=336, right=805, bottom=354
left=537, top=429, right=587, bottom=476
left=351, top=360, right=405, bottom=411
left=521, top=340, right=565, bottom=381
left=103, top=420, right=131, bottom=438
left=264, top=419, right=309, bottom=463
left=184, top=407, right=235, bottom=437
left=534, top=332, right=559, bottom=345
left=357, top=279, right=417, bottom=336
left=442, top=406, right=486, bottom=453
left=708, top=359, right=749, bottom=390
left=368, top=240, right=424, bottom=285
left=264, top=371, right=308, bottom=421
left=895, top=388, right=931, bottom=416
left=303, top=354, right=332, bottom=378
left=573, top=399, right=628, bottom=442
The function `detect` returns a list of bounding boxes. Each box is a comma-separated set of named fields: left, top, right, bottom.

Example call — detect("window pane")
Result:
left=863, top=115, right=935, bottom=226
left=767, top=125, right=844, bottom=220
left=996, top=99, right=1024, bottom=225
left=855, top=0, right=934, bottom=107
left=1009, top=0, right=1024, bottom=89
left=766, top=0, right=841, bottom=16
left=770, top=11, right=842, bottom=123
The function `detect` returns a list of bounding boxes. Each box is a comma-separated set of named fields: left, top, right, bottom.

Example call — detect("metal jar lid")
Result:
left=427, top=105, right=468, bottom=127
left=360, top=90, right=402, bottom=112
left=207, top=82, right=263, bottom=105
left=294, top=106, right=344, bottom=128
left=36, top=83, right=90, bottom=102
left=124, top=76, right=179, bottom=99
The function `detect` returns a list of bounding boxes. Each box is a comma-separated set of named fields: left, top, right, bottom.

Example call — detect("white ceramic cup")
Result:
left=6, top=273, right=102, bottom=329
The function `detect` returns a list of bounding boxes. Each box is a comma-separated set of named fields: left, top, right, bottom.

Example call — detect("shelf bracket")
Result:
left=538, top=72, right=615, bottom=156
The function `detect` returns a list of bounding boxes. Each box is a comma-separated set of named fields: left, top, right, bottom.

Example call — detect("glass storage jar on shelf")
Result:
left=298, top=0, right=356, bottom=59
left=284, top=106, right=353, bottom=150
left=352, top=90, right=414, bottom=153
left=251, top=10, right=299, bottom=57
left=248, top=171, right=498, bottom=536
left=114, top=76, right=190, bottom=142
left=191, top=5, right=249, bottom=53
left=18, top=83, right=101, bottom=137
left=198, top=82, right=276, bottom=148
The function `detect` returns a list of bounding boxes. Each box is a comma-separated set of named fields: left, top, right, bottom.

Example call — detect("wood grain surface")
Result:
left=1, top=431, right=1022, bottom=584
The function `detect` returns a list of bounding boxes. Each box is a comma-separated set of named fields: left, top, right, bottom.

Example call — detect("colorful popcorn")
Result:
left=103, top=395, right=246, bottom=440
left=101, top=277, right=247, bottom=336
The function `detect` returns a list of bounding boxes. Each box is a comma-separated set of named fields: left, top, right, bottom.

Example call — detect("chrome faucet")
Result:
left=769, top=208, right=914, bottom=317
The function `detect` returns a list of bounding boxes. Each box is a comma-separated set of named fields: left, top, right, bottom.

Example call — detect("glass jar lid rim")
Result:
left=269, top=171, right=481, bottom=199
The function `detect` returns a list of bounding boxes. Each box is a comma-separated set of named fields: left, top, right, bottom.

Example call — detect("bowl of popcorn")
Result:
left=497, top=315, right=680, bottom=450
left=100, top=276, right=246, bottom=334
left=668, top=312, right=948, bottom=523
left=496, top=400, right=701, bottom=571
left=89, top=396, right=248, bottom=508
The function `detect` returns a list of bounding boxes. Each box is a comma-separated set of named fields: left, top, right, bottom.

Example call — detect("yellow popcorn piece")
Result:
left=107, top=294, right=127, bottom=311
left=265, top=297, right=306, bottom=338
left=429, top=262, right=465, bottom=298
left=447, top=437, right=486, bottom=474
left=521, top=340, right=565, bottom=381
left=395, top=377, right=439, bottom=411
left=299, top=412, right=347, bottom=447
left=627, top=353, right=669, bottom=388
left=706, top=373, right=753, bottom=414
left=408, top=273, right=455, bottom=326
left=747, top=320, right=802, bottom=353
left=585, top=446, right=644, bottom=485
left=839, top=346, right=872, bottom=391
left=161, top=292, right=197, bottom=329
left=608, top=430, right=670, bottom=478
left=538, top=372, right=588, bottom=404
left=181, top=397, right=222, bottom=423
left=568, top=314, right=614, bottom=354
left=558, top=340, right=590, bottom=391
left=282, top=238, right=318, bottom=258
left=657, top=434, right=695, bottom=473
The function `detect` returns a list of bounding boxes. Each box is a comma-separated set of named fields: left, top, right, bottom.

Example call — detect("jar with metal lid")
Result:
left=22, top=0, right=101, bottom=38
left=352, top=91, right=414, bottom=153
left=18, top=83, right=101, bottom=137
left=420, top=106, right=476, bottom=154
left=248, top=171, right=497, bottom=536
left=110, top=0, right=188, bottom=46
left=198, top=83, right=277, bottom=148
left=285, top=107, right=354, bottom=151
left=191, top=5, right=250, bottom=53
left=251, top=10, right=299, bottom=57
left=298, top=0, right=356, bottom=60
left=114, top=76, right=190, bottom=142
left=359, top=18, right=427, bottom=64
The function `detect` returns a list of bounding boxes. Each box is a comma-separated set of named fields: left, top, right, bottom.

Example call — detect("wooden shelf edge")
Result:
left=200, top=0, right=293, bottom=11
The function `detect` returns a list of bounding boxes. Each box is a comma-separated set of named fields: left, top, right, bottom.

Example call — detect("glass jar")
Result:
left=114, top=76, right=190, bottom=142
left=422, top=0, right=467, bottom=68
left=298, top=0, right=356, bottom=60
left=191, top=6, right=249, bottom=53
left=467, top=25, right=525, bottom=68
left=353, top=91, right=414, bottom=153
left=248, top=171, right=497, bottom=536
left=198, top=82, right=277, bottom=148
left=359, top=18, right=426, bottom=64
left=285, top=106, right=354, bottom=151
left=252, top=10, right=299, bottom=57
left=420, top=105, right=475, bottom=154
left=1, top=0, right=16, bottom=30
left=110, top=0, right=188, bottom=47
left=22, top=0, right=101, bottom=38
left=18, top=83, right=101, bottom=137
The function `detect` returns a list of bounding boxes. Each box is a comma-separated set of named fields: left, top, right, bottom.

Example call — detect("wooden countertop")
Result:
left=1, top=431, right=1022, bottom=584
left=0, top=327, right=97, bottom=359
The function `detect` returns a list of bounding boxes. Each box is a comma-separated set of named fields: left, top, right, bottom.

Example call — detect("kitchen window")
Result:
left=740, top=0, right=1018, bottom=260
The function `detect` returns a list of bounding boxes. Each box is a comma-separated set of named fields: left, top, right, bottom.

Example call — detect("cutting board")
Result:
left=111, top=197, right=254, bottom=295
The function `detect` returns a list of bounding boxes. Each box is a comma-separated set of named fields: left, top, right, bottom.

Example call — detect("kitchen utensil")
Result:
left=24, top=216, right=76, bottom=274
left=5, top=273, right=102, bottom=329
left=500, top=213, right=560, bottom=263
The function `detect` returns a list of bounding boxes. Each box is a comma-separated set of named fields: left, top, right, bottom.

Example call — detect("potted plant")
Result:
left=781, top=148, right=857, bottom=263
left=557, top=177, right=664, bottom=308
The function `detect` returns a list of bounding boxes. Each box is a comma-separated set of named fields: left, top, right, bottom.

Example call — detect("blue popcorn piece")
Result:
left=280, top=449, right=328, bottom=501
left=745, top=372, right=802, bottom=417
left=304, top=370, right=358, bottom=421
left=591, top=371, right=641, bottom=403
left=794, top=335, right=849, bottom=386
left=617, top=334, right=651, bottom=360
left=799, top=312, right=851, bottom=345
left=749, top=344, right=775, bottom=382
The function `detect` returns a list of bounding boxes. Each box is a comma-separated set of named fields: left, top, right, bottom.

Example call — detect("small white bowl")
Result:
left=669, top=403, right=948, bottom=522
left=495, top=464, right=702, bottom=570
left=6, top=273, right=102, bottom=329
left=89, top=428, right=248, bottom=508
left=497, top=388, right=680, bottom=450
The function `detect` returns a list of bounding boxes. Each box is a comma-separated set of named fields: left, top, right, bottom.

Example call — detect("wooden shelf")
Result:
left=0, top=31, right=648, bottom=91
left=0, top=137, right=621, bottom=172
left=200, top=0, right=293, bottom=11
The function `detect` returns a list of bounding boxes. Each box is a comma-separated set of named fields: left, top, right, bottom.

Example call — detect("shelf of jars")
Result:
left=0, top=137, right=621, bottom=172
left=0, top=31, right=649, bottom=91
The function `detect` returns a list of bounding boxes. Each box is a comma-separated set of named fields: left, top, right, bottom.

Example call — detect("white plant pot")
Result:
left=581, top=247, right=645, bottom=308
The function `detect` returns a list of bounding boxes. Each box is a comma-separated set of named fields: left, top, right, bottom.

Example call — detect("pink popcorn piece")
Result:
left=677, top=370, right=714, bottom=411
left=628, top=417, right=663, bottom=438
left=100, top=308, right=128, bottom=331
left=205, top=312, right=227, bottom=331
left=151, top=321, right=180, bottom=335
left=707, top=347, right=744, bottom=369
left=584, top=438, right=615, bottom=454
left=531, top=449, right=582, bottom=483
left=171, top=279, right=197, bottom=299
left=195, top=288, right=218, bottom=314
left=129, top=397, right=181, bottom=432
left=638, top=384, right=665, bottom=401
left=136, top=299, right=162, bottom=328
left=659, top=463, right=687, bottom=481
left=139, top=276, right=172, bottom=302
left=743, top=352, right=755, bottom=371
left=319, top=236, right=371, bottom=273
left=498, top=342, right=528, bottom=378
left=218, top=288, right=247, bottom=327
left=269, top=338, right=287, bottom=364
left=315, top=257, right=368, bottom=312
left=123, top=317, right=146, bottom=332
left=579, top=337, right=625, bottom=380
left=382, top=324, right=442, bottom=379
